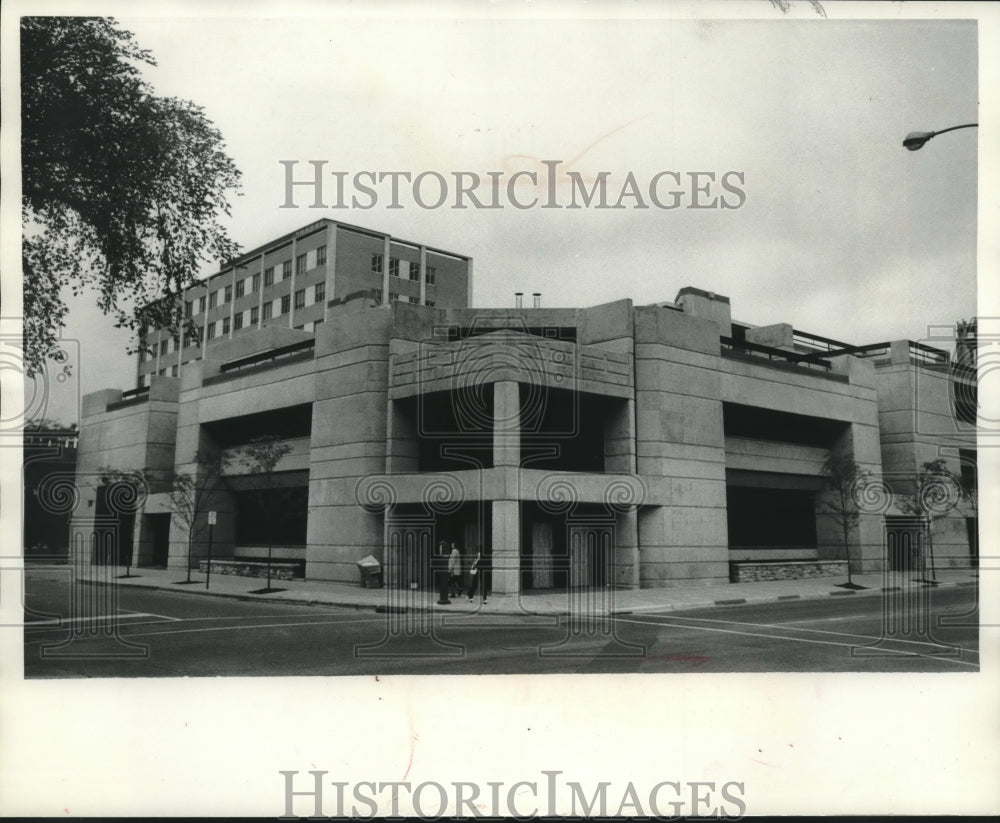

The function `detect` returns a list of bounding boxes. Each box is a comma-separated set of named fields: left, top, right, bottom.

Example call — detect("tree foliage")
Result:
left=21, top=16, right=242, bottom=376
left=819, top=454, right=868, bottom=585
left=897, top=458, right=963, bottom=581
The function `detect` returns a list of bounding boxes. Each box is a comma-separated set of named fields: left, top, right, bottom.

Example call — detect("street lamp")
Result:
left=902, top=123, right=978, bottom=151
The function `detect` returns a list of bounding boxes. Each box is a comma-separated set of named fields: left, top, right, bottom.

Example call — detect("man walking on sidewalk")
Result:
left=447, top=541, right=463, bottom=599
left=435, top=539, right=452, bottom=605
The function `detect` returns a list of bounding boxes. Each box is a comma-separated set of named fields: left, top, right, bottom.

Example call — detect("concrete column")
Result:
left=491, top=499, right=520, bottom=596
left=382, top=235, right=391, bottom=304
left=418, top=246, right=427, bottom=306
left=466, top=257, right=474, bottom=307
left=323, top=224, right=338, bottom=322
left=289, top=237, right=298, bottom=328
left=228, top=266, right=236, bottom=339
left=493, top=381, right=520, bottom=467
left=201, top=282, right=210, bottom=357
left=257, top=253, right=265, bottom=329
left=615, top=508, right=640, bottom=589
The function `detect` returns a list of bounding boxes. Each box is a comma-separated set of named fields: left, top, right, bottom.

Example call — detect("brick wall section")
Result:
left=730, top=560, right=848, bottom=582
left=198, top=560, right=299, bottom=580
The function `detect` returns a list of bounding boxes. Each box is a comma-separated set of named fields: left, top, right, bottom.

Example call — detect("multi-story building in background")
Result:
left=72, top=220, right=978, bottom=595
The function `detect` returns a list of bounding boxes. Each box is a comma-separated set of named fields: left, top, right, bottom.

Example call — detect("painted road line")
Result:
left=23, top=612, right=178, bottom=628
left=613, top=616, right=979, bottom=669
left=623, top=610, right=977, bottom=652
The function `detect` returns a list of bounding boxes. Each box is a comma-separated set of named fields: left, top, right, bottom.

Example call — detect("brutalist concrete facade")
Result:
left=73, top=227, right=978, bottom=593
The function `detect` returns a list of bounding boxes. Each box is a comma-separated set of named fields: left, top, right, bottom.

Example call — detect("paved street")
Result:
left=22, top=570, right=979, bottom=676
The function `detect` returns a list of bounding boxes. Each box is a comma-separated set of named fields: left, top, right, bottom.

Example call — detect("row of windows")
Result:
left=370, top=254, right=437, bottom=285
left=374, top=289, right=435, bottom=307
left=149, top=285, right=327, bottom=354
left=182, top=246, right=328, bottom=318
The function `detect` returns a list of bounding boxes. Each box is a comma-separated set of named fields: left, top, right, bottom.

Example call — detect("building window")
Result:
left=236, top=279, right=245, bottom=299
left=224, top=285, right=233, bottom=303
left=209, top=291, right=218, bottom=309
left=296, top=254, right=307, bottom=275
left=282, top=260, right=292, bottom=280
left=160, top=339, right=169, bottom=356
left=252, top=272, right=261, bottom=292
left=426, top=266, right=437, bottom=285
left=264, top=267, right=275, bottom=287
left=389, top=257, right=400, bottom=278
left=137, top=374, right=146, bottom=388
left=199, top=296, right=206, bottom=313
left=389, top=292, right=399, bottom=302
left=316, top=245, right=326, bottom=266
left=184, top=300, right=193, bottom=318
left=159, top=368, right=167, bottom=377
left=281, top=295, right=291, bottom=315
left=425, top=300, right=435, bottom=307
left=234, top=312, right=244, bottom=331
left=222, top=316, right=230, bottom=335
left=171, top=364, right=178, bottom=377
left=373, top=288, right=383, bottom=303
left=250, top=306, right=259, bottom=325
left=409, top=262, right=420, bottom=281
left=294, top=289, right=306, bottom=309
left=207, top=322, right=217, bottom=341
left=371, top=253, right=383, bottom=274
left=263, top=302, right=273, bottom=321
left=314, top=282, right=325, bottom=303
left=408, top=296, right=419, bottom=304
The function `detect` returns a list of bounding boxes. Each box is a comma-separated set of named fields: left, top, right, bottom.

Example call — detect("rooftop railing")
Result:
left=203, top=339, right=315, bottom=385
left=720, top=336, right=848, bottom=382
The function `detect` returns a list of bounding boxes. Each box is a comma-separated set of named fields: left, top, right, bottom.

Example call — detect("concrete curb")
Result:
left=69, top=573, right=975, bottom=618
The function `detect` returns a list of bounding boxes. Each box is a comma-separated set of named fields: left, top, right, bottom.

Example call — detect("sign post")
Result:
left=205, top=510, right=217, bottom=590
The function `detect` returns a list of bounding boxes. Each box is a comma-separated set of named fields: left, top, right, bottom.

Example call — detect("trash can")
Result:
left=357, top=554, right=382, bottom=588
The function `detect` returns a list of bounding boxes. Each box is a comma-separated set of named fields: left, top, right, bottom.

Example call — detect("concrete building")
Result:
left=73, top=221, right=978, bottom=594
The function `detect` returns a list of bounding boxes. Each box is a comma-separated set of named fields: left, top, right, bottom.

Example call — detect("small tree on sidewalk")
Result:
left=240, top=435, right=293, bottom=593
left=897, top=458, right=963, bottom=584
left=957, top=456, right=978, bottom=568
left=170, top=450, right=229, bottom=583
left=819, top=454, right=868, bottom=589
left=97, top=467, right=150, bottom=577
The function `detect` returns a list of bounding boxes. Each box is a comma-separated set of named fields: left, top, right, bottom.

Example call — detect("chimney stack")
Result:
left=532, top=292, right=541, bottom=308
left=515, top=292, right=523, bottom=308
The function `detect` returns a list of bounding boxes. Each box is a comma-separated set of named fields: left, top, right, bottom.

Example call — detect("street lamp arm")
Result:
left=903, top=122, right=978, bottom=151
left=931, top=123, right=979, bottom=138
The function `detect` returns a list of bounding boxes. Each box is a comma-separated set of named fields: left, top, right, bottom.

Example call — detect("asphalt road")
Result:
left=22, top=571, right=980, bottom=676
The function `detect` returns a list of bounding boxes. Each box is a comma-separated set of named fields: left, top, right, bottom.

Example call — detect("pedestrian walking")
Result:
left=448, top=541, right=463, bottom=598
left=466, top=550, right=491, bottom=604
left=435, top=539, right=451, bottom=605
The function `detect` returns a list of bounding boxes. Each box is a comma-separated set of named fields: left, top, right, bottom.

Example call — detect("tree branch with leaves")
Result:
left=819, top=454, right=868, bottom=587
left=239, top=436, right=294, bottom=593
left=897, top=458, right=963, bottom=583
left=21, top=16, right=242, bottom=376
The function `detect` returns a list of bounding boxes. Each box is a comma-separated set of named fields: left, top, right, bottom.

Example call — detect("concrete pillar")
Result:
left=228, top=266, right=236, bottom=340
left=382, top=235, right=391, bottom=304
left=323, top=224, right=337, bottom=322
left=615, top=508, right=640, bottom=589
left=493, top=381, right=520, bottom=467
left=418, top=246, right=427, bottom=306
left=491, top=499, right=520, bottom=595
left=289, top=237, right=298, bottom=328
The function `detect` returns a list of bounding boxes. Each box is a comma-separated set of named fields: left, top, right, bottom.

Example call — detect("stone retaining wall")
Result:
left=198, top=560, right=300, bottom=580
left=730, top=560, right=848, bottom=583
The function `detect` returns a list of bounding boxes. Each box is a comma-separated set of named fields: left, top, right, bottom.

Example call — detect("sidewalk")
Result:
left=58, top=563, right=979, bottom=616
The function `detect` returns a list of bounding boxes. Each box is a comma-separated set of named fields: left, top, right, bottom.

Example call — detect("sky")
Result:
left=30, top=6, right=981, bottom=423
